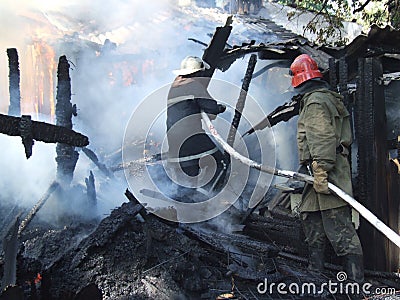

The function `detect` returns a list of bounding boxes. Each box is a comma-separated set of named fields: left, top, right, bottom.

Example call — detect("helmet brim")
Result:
left=172, top=61, right=210, bottom=76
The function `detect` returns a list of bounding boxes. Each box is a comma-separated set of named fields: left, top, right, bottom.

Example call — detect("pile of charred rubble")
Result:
left=1, top=13, right=400, bottom=300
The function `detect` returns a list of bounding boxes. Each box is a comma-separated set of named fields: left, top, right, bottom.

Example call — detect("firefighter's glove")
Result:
left=217, top=104, right=226, bottom=114
left=311, top=161, right=330, bottom=194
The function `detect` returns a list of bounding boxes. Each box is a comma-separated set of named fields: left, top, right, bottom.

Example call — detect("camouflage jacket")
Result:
left=297, top=88, right=353, bottom=212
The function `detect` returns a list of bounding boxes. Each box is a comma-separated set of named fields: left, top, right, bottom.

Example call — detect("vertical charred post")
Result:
left=1, top=216, right=20, bottom=291
left=338, top=58, right=349, bottom=108
left=354, top=57, right=397, bottom=271
left=55, top=56, right=79, bottom=186
left=7, top=48, right=21, bottom=116
left=85, top=171, right=97, bottom=209
left=227, top=54, right=257, bottom=147
left=328, top=57, right=337, bottom=88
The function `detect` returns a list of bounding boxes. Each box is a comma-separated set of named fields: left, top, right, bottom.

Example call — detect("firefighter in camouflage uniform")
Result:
left=290, top=54, right=364, bottom=283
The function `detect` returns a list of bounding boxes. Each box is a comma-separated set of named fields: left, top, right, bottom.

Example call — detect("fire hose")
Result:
left=201, top=110, right=400, bottom=248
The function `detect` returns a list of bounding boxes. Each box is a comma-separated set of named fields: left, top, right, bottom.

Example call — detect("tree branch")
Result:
left=353, top=0, right=373, bottom=13
left=303, top=0, right=329, bottom=35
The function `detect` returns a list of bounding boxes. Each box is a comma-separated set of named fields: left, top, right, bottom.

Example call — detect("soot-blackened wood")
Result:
left=82, top=147, right=114, bottom=178
left=355, top=58, right=396, bottom=271
left=18, top=181, right=60, bottom=235
left=387, top=160, right=400, bottom=270
left=243, top=213, right=307, bottom=256
left=0, top=113, right=88, bottom=158
left=55, top=56, right=79, bottom=186
left=181, top=224, right=280, bottom=258
left=85, top=171, right=97, bottom=208
left=227, top=54, right=257, bottom=147
left=7, top=48, right=21, bottom=117
left=1, top=215, right=20, bottom=291
left=328, top=57, right=337, bottom=88
left=201, top=16, right=233, bottom=80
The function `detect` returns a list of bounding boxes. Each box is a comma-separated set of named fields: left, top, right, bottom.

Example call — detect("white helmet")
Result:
left=172, top=56, right=210, bottom=76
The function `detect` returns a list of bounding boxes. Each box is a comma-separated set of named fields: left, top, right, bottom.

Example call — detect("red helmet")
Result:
left=289, top=54, right=323, bottom=87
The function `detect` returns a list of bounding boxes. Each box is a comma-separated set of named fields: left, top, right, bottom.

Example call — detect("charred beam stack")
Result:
left=55, top=56, right=79, bottom=186
left=7, top=48, right=21, bottom=117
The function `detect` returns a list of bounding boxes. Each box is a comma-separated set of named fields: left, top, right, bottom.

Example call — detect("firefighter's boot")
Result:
left=343, top=254, right=364, bottom=283
left=308, top=247, right=325, bottom=272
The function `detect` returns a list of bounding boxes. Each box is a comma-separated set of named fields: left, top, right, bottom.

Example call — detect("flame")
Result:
left=22, top=38, right=56, bottom=122
left=34, top=273, right=42, bottom=284
left=107, top=62, right=138, bottom=87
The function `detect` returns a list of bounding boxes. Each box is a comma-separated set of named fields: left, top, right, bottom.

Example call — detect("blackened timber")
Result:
left=201, top=16, right=233, bottom=79
left=7, top=48, right=20, bottom=116
left=68, top=202, right=144, bottom=269
left=85, top=171, right=97, bottom=208
left=18, top=181, right=60, bottom=235
left=55, top=56, right=79, bottom=185
left=355, top=58, right=395, bottom=271
left=1, top=215, right=20, bottom=290
left=0, top=113, right=89, bottom=149
left=243, top=212, right=307, bottom=256
left=180, top=224, right=279, bottom=258
left=227, top=54, right=257, bottom=146
left=124, top=189, right=147, bottom=220
left=19, top=115, right=34, bottom=158
left=82, top=147, right=114, bottom=178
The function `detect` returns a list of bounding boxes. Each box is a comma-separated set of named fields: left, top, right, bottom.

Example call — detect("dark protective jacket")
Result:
left=297, top=81, right=352, bottom=212
left=167, top=76, right=221, bottom=163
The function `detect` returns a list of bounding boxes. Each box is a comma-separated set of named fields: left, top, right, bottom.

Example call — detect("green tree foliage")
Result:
left=277, top=0, right=400, bottom=45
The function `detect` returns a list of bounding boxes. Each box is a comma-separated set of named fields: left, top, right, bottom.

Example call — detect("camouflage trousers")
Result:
left=301, top=206, right=363, bottom=256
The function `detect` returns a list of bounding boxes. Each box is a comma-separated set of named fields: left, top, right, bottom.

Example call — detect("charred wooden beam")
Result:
left=55, top=56, right=79, bottom=185
left=1, top=215, right=20, bottom=290
left=82, top=147, right=114, bottom=178
left=201, top=16, right=233, bottom=79
left=7, top=48, right=21, bottom=116
left=85, top=171, right=97, bottom=208
left=68, top=202, right=144, bottom=269
left=0, top=113, right=89, bottom=158
left=19, top=115, right=34, bottom=158
left=227, top=54, right=257, bottom=147
left=18, top=181, right=60, bottom=235
left=124, top=189, right=148, bottom=220
left=243, top=212, right=307, bottom=256
left=180, top=224, right=279, bottom=258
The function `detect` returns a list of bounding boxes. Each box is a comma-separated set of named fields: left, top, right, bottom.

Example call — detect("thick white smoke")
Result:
left=0, top=1, right=232, bottom=220
left=0, top=0, right=300, bottom=224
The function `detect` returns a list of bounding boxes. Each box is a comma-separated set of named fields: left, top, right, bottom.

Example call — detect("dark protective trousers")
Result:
left=301, top=206, right=363, bottom=256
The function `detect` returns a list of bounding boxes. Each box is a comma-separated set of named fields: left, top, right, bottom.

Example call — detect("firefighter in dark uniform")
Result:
left=290, top=54, right=364, bottom=282
left=166, top=56, right=226, bottom=201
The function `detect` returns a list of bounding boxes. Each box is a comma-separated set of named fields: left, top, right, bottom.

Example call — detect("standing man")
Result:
left=166, top=56, right=226, bottom=202
left=290, top=54, right=364, bottom=282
